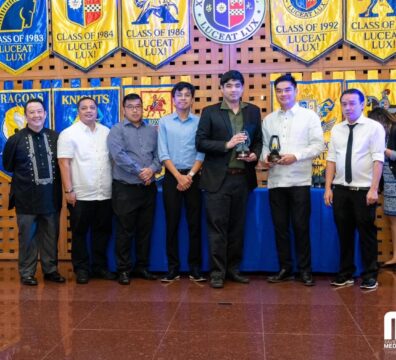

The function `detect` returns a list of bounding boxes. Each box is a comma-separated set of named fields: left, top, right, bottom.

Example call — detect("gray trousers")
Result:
left=16, top=213, right=60, bottom=278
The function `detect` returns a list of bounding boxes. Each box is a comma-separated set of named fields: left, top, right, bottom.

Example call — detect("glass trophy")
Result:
left=236, top=130, right=251, bottom=160
left=268, top=135, right=281, bottom=162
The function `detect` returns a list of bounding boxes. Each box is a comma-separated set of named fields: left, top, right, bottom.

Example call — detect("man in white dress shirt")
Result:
left=324, top=88, right=385, bottom=290
left=262, top=74, right=324, bottom=286
left=58, top=97, right=116, bottom=284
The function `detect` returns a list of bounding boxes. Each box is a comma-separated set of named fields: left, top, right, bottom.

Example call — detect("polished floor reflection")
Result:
left=0, top=261, right=395, bottom=359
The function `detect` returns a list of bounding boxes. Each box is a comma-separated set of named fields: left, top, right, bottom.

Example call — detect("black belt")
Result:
left=333, top=184, right=370, bottom=191
left=114, top=179, right=146, bottom=187
left=227, top=168, right=246, bottom=175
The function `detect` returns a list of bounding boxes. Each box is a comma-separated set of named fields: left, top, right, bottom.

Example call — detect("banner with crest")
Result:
left=122, top=84, right=174, bottom=126
left=345, top=80, right=396, bottom=115
left=121, top=0, right=190, bottom=69
left=269, top=0, right=343, bottom=63
left=271, top=80, right=343, bottom=182
left=51, top=0, right=119, bottom=71
left=0, top=90, right=51, bottom=180
left=52, top=87, right=120, bottom=132
left=345, top=0, right=396, bottom=62
left=0, top=0, right=49, bottom=74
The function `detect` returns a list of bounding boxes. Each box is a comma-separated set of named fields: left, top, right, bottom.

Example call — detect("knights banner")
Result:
left=0, top=0, right=49, bottom=75
left=51, top=0, right=119, bottom=71
left=271, top=80, right=343, bottom=182
left=346, top=80, right=396, bottom=114
left=121, top=0, right=190, bottom=69
left=123, top=84, right=174, bottom=126
left=52, top=88, right=120, bottom=132
left=270, top=0, right=343, bottom=63
left=345, top=0, right=396, bottom=62
left=0, top=90, right=51, bottom=180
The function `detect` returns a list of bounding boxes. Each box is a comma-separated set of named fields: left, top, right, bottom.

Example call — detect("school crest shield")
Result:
left=67, top=0, right=102, bottom=27
left=214, top=0, right=246, bottom=30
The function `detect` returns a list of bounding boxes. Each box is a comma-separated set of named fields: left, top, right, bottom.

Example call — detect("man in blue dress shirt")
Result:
left=107, top=93, right=162, bottom=285
left=158, top=82, right=206, bottom=282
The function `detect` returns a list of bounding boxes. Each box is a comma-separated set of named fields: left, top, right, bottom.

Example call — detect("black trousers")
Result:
left=68, top=200, right=112, bottom=273
left=269, top=186, right=312, bottom=273
left=205, top=174, right=249, bottom=279
left=112, top=180, right=157, bottom=273
left=332, top=186, right=378, bottom=280
left=162, top=171, right=202, bottom=272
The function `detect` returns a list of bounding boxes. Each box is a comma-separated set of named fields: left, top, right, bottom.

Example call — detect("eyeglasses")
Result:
left=124, top=105, right=142, bottom=111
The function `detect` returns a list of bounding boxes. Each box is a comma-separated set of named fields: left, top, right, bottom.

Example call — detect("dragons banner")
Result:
left=0, top=90, right=51, bottom=180
left=269, top=0, right=343, bottom=63
left=51, top=0, right=119, bottom=71
left=52, top=87, right=120, bottom=131
left=271, top=80, right=343, bottom=183
left=121, top=0, right=190, bottom=69
left=345, top=0, right=396, bottom=62
left=346, top=80, right=396, bottom=114
left=0, top=0, right=49, bottom=75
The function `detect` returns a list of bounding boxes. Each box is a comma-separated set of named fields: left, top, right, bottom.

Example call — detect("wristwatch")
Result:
left=188, top=171, right=195, bottom=177
left=64, top=189, right=74, bottom=193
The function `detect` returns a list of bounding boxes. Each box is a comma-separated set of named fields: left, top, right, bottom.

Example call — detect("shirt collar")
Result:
left=122, top=119, right=146, bottom=128
left=341, top=114, right=367, bottom=127
left=279, top=102, right=299, bottom=116
left=171, top=111, right=194, bottom=122
left=77, top=120, right=98, bottom=133
left=220, top=100, right=247, bottom=111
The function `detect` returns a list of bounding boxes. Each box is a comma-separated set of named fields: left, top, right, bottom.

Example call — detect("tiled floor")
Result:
left=0, top=261, right=396, bottom=360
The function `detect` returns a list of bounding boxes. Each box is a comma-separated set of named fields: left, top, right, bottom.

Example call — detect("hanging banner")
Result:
left=121, top=0, right=190, bottom=69
left=346, top=80, right=396, bottom=114
left=0, top=0, right=49, bottom=75
left=51, top=0, right=119, bottom=71
left=0, top=90, right=51, bottom=180
left=193, top=0, right=265, bottom=44
left=52, top=87, right=120, bottom=131
left=269, top=0, right=342, bottom=63
left=271, top=80, right=343, bottom=183
left=345, top=0, right=396, bottom=62
left=123, top=84, right=174, bottom=126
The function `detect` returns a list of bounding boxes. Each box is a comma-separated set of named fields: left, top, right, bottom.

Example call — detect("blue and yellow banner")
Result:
left=0, top=0, right=49, bottom=75
left=270, top=0, right=343, bottom=63
left=345, top=0, right=396, bottom=62
left=52, top=87, right=120, bottom=131
left=51, top=0, right=119, bottom=71
left=121, top=0, right=190, bottom=69
left=346, top=80, right=396, bottom=114
left=271, top=79, right=343, bottom=181
left=0, top=90, right=51, bottom=180
left=123, top=84, right=174, bottom=126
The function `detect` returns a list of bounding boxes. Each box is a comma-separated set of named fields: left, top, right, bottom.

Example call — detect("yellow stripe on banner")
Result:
left=122, top=78, right=133, bottom=86
left=311, top=72, right=323, bottom=81
left=141, top=77, right=151, bottom=86
left=180, top=76, right=191, bottom=82
left=367, top=70, right=378, bottom=80
left=270, top=73, right=282, bottom=82
left=160, top=76, right=171, bottom=84
left=292, top=73, right=303, bottom=81
left=391, top=70, right=396, bottom=79
left=332, top=72, right=344, bottom=80
left=344, top=71, right=356, bottom=80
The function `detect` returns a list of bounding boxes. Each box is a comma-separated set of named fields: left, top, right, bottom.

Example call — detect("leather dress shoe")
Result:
left=134, top=269, right=157, bottom=280
left=44, top=271, right=66, bottom=283
left=21, top=276, right=38, bottom=286
left=76, top=271, right=90, bottom=284
left=267, top=269, right=294, bottom=283
left=210, top=276, right=224, bottom=289
left=92, top=269, right=117, bottom=281
left=118, top=271, right=130, bottom=285
left=227, top=271, right=250, bottom=284
left=299, top=271, right=315, bottom=286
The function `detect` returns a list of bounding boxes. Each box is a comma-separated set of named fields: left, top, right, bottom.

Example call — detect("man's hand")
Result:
left=277, top=154, right=297, bottom=165
left=65, top=192, right=77, bottom=207
left=139, top=168, right=154, bottom=182
left=240, top=152, right=257, bottom=162
left=177, top=174, right=192, bottom=191
left=226, top=133, right=247, bottom=149
left=324, top=188, right=333, bottom=206
left=366, top=188, right=378, bottom=206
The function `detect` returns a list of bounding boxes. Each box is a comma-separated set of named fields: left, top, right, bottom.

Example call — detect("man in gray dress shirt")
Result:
left=107, top=93, right=162, bottom=285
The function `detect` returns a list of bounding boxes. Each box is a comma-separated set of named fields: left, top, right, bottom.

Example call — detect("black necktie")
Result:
left=345, top=124, right=356, bottom=184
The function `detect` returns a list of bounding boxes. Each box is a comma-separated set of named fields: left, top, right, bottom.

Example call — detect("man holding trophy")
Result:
left=196, top=70, right=263, bottom=289
left=262, top=74, right=324, bottom=286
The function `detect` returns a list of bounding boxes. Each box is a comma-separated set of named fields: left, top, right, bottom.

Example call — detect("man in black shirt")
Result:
left=3, top=98, right=65, bottom=286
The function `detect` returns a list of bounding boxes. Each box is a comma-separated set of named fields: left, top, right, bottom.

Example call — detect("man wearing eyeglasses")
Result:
left=107, top=93, right=161, bottom=285
left=261, top=74, right=324, bottom=286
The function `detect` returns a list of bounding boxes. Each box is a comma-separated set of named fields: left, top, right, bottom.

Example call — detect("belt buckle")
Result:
left=349, top=186, right=359, bottom=191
